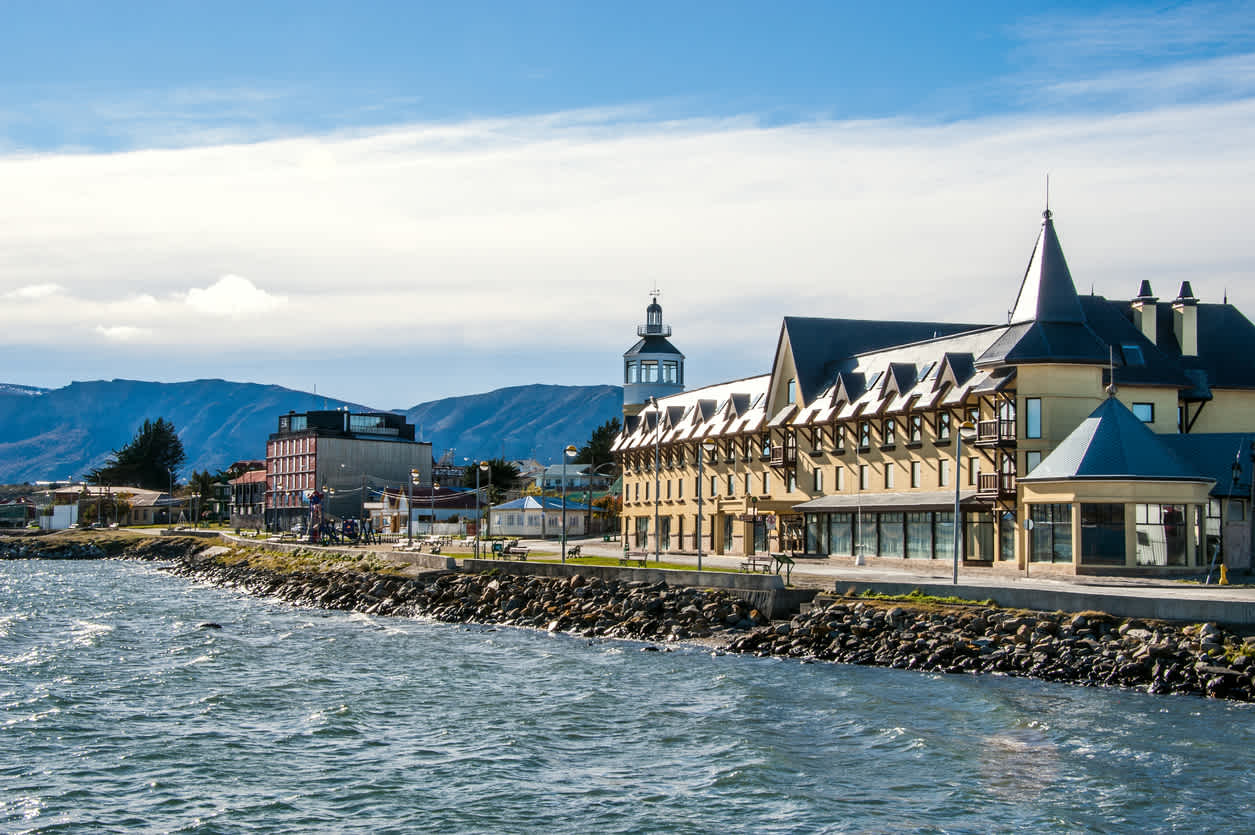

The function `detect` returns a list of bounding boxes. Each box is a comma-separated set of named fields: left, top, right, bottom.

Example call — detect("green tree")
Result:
left=574, top=417, right=621, bottom=476
left=87, top=418, right=186, bottom=491
left=460, top=458, right=520, bottom=505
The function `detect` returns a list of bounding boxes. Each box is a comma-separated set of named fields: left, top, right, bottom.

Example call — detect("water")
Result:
left=1, top=561, right=1252, bottom=834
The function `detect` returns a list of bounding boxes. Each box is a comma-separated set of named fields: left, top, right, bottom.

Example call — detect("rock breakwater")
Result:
left=730, top=599, right=1255, bottom=701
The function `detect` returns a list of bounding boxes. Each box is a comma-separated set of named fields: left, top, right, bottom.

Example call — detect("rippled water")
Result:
left=2, top=560, right=1253, bottom=834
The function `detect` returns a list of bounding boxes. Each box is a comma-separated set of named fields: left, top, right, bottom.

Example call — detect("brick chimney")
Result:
left=1173, top=281, right=1198, bottom=357
left=1131, top=280, right=1158, bottom=345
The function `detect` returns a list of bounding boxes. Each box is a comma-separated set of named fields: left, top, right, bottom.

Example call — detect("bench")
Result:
left=602, top=533, right=620, bottom=542
left=770, top=552, right=795, bottom=584
left=503, top=545, right=529, bottom=560
left=740, top=555, right=773, bottom=573
left=618, top=552, right=647, bottom=567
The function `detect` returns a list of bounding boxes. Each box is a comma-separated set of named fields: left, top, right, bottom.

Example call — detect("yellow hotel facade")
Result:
left=613, top=210, right=1255, bottom=577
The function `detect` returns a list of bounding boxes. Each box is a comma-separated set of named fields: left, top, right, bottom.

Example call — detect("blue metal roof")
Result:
left=491, top=496, right=594, bottom=512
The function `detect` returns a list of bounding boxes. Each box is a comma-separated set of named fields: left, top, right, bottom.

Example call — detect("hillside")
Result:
left=0, top=379, right=622, bottom=483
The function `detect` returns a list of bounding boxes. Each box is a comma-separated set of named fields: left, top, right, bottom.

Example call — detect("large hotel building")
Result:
left=613, top=209, right=1255, bottom=576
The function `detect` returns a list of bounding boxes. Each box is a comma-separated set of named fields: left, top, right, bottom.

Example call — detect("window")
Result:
left=787, top=472, right=796, bottom=493
left=625, top=362, right=638, bottom=383
left=911, top=461, right=921, bottom=488
left=786, top=378, right=796, bottom=403
left=859, top=421, right=872, bottom=450
left=937, top=412, right=951, bottom=441
left=1025, top=451, right=1042, bottom=474
left=1030, top=503, right=1073, bottom=563
left=1025, top=398, right=1042, bottom=439
left=906, top=512, right=932, bottom=559
left=760, top=434, right=771, bottom=458
left=710, top=476, right=718, bottom=497
left=634, top=483, right=639, bottom=502
left=814, top=468, right=824, bottom=492
left=662, top=360, right=679, bottom=384
left=1136, top=504, right=1187, bottom=566
left=859, top=465, right=869, bottom=490
left=836, top=467, right=845, bottom=491
left=877, top=512, right=905, bottom=557
left=744, top=473, right=751, bottom=496
left=829, top=513, right=854, bottom=555
left=762, top=472, right=771, bottom=494
left=1132, top=402, right=1154, bottom=423
left=1081, top=504, right=1126, bottom=565
left=884, top=464, right=895, bottom=489
left=939, top=460, right=951, bottom=487
left=641, top=361, right=659, bottom=383
left=968, top=457, right=979, bottom=486
left=805, top=513, right=827, bottom=554
left=677, top=479, right=682, bottom=499
left=727, top=474, right=735, bottom=495
left=645, top=482, right=649, bottom=501
left=909, top=414, right=923, bottom=443
left=883, top=419, right=896, bottom=447
left=833, top=424, right=845, bottom=451
left=1122, top=344, right=1145, bottom=366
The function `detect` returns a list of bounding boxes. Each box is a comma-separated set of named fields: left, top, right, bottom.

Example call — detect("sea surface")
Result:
left=1, top=559, right=1252, bottom=834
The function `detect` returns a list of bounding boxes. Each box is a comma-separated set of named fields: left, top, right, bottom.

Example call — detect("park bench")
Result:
left=740, top=555, right=773, bottom=573
left=618, top=552, right=647, bottom=567
left=503, top=540, right=529, bottom=560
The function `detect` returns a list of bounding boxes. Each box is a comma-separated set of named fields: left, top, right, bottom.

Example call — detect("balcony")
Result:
left=975, top=419, right=1017, bottom=447
left=769, top=445, right=797, bottom=468
left=977, top=472, right=1016, bottom=498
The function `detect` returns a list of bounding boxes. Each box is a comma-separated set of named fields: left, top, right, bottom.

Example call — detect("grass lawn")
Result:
left=529, top=554, right=742, bottom=573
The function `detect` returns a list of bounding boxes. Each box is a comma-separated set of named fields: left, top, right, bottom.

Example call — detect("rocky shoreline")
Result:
left=4, top=534, right=1255, bottom=702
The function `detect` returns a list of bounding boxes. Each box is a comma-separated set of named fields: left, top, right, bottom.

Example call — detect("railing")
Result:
left=769, top=446, right=797, bottom=467
left=636, top=324, right=673, bottom=337
left=977, top=472, right=1016, bottom=496
left=976, top=419, right=1017, bottom=445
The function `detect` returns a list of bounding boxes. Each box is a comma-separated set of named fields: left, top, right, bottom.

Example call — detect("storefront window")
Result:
left=906, top=512, right=932, bottom=559
left=964, top=512, right=994, bottom=559
left=829, top=513, right=854, bottom=555
left=878, top=512, right=905, bottom=557
left=857, top=512, right=877, bottom=558
left=805, top=513, right=826, bottom=554
left=1030, top=503, right=1073, bottom=563
left=934, top=512, right=954, bottom=559
left=1080, top=503, right=1125, bottom=565
left=1136, top=503, right=1187, bottom=566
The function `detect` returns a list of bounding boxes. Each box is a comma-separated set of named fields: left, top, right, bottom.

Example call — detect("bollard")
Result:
left=1220, top=564, right=1230, bottom=585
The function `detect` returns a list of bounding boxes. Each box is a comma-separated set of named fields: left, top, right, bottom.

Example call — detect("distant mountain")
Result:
left=0, top=379, right=623, bottom=483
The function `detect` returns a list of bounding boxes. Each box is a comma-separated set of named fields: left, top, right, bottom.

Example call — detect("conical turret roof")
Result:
left=1009, top=210, right=1086, bottom=325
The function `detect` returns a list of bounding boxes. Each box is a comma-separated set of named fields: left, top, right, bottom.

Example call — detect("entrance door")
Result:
left=659, top=516, right=671, bottom=550
left=753, top=519, right=768, bottom=554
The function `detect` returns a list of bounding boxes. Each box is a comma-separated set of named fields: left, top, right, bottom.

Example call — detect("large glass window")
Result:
left=1136, top=503, right=1187, bottom=566
left=1081, top=503, right=1126, bottom=565
left=878, top=512, right=905, bottom=557
left=906, top=512, right=932, bottom=559
left=933, top=512, right=954, bottom=560
left=857, top=512, right=877, bottom=558
left=662, top=361, right=679, bottom=384
left=1030, top=503, right=1073, bottom=563
left=1025, top=398, right=1042, bottom=439
left=626, top=362, right=639, bottom=384
left=659, top=517, right=671, bottom=550
left=805, top=513, right=826, bottom=554
left=829, top=513, right=854, bottom=555
left=964, top=512, right=994, bottom=559
left=641, top=361, right=659, bottom=383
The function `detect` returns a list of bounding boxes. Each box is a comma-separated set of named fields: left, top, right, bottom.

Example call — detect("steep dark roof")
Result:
left=624, top=335, right=683, bottom=357
left=977, top=320, right=1110, bottom=366
left=1021, top=397, right=1211, bottom=483
left=1009, top=210, right=1086, bottom=325
left=781, top=317, right=984, bottom=405
left=1079, top=296, right=1189, bottom=388
left=1146, top=302, right=1255, bottom=389
left=1160, top=433, right=1254, bottom=498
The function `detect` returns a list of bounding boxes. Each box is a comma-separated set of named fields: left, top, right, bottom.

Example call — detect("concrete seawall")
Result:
left=836, top=580, right=1255, bottom=627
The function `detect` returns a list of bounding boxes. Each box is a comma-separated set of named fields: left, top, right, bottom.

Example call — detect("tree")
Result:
left=574, top=418, right=621, bottom=476
left=460, top=458, right=521, bottom=505
left=87, top=418, right=186, bottom=491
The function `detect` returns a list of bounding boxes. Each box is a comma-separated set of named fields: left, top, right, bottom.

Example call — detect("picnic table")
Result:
left=740, top=555, right=773, bottom=573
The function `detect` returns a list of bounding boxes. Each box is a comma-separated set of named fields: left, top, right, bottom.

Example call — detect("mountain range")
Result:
left=0, top=379, right=623, bottom=484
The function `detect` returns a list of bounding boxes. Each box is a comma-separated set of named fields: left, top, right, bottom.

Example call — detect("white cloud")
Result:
left=95, top=325, right=151, bottom=342
left=185, top=274, right=286, bottom=317
left=3, top=283, right=64, bottom=300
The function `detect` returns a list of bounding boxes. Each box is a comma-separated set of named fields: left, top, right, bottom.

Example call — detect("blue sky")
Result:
left=3, top=1, right=1255, bottom=407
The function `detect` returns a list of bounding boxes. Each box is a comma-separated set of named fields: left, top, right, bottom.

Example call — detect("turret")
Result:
left=623, top=294, right=685, bottom=417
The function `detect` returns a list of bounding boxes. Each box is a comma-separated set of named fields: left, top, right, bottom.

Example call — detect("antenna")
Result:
left=648, top=284, right=662, bottom=300
left=1045, top=172, right=1050, bottom=213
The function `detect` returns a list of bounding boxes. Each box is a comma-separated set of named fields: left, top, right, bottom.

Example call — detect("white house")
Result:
left=489, top=496, right=592, bottom=539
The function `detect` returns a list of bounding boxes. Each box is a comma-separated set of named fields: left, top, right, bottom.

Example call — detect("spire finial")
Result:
left=1043, top=173, right=1052, bottom=219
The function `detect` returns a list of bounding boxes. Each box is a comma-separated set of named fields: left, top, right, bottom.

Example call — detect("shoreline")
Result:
left=4, top=531, right=1255, bottom=702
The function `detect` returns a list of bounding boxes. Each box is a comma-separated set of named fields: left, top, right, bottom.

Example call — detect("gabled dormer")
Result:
left=933, top=353, right=976, bottom=391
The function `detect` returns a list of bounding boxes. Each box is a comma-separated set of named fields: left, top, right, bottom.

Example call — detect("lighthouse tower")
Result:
left=622, top=293, right=685, bottom=418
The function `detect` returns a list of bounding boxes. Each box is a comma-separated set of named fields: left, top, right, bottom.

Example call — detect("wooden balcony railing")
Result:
left=769, top=446, right=797, bottom=467
left=977, top=472, right=1016, bottom=497
left=976, top=419, right=1017, bottom=446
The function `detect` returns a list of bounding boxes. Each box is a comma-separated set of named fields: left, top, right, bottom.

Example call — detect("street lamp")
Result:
left=477, top=461, right=489, bottom=559
left=167, top=469, right=175, bottom=532
left=952, top=420, right=977, bottom=585
left=697, top=438, right=715, bottom=571
left=430, top=481, right=439, bottom=537
left=651, top=396, right=662, bottom=563
left=561, top=444, right=577, bottom=563
left=408, top=468, right=418, bottom=545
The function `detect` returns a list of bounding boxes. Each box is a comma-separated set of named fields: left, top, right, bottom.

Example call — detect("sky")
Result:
left=3, top=1, right=1255, bottom=409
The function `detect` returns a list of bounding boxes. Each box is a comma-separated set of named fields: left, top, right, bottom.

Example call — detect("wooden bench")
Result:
left=618, top=552, right=647, bottom=567
left=740, top=555, right=773, bottom=573
left=503, top=544, right=529, bottom=560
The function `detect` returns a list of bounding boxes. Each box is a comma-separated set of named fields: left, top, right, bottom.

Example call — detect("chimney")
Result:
left=1131, top=280, right=1158, bottom=345
left=1173, top=281, right=1199, bottom=357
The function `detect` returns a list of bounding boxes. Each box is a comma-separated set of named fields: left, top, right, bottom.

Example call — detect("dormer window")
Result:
left=1121, top=344, right=1145, bottom=366
left=786, top=378, right=796, bottom=404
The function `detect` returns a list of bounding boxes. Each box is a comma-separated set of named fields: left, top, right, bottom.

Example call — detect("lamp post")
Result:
left=697, top=438, right=715, bottom=571
left=953, top=420, right=977, bottom=585
left=430, top=481, right=439, bottom=537
left=408, top=468, right=418, bottom=545
left=651, top=396, right=661, bottom=563
left=561, top=444, right=577, bottom=563
left=167, top=469, right=175, bottom=532
left=477, top=461, right=489, bottom=558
